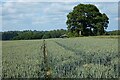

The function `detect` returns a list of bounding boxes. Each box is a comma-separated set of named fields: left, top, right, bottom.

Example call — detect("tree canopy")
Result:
left=66, top=4, right=109, bottom=36
left=2, top=29, right=67, bottom=40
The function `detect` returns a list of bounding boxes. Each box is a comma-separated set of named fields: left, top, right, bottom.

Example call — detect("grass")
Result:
left=2, top=40, right=43, bottom=78
left=92, top=35, right=120, bottom=39
left=2, top=36, right=119, bottom=78
left=47, top=37, right=118, bottom=78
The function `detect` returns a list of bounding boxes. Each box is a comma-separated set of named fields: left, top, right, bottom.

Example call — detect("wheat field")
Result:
left=2, top=37, right=119, bottom=78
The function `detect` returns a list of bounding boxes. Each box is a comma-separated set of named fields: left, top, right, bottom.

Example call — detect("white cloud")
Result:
left=2, top=2, right=118, bottom=31
left=32, top=14, right=65, bottom=25
left=2, top=0, right=81, bottom=2
left=3, top=2, right=17, bottom=14
left=2, top=2, right=40, bottom=19
left=3, top=2, right=13, bottom=8
left=32, top=17, right=49, bottom=24
left=43, top=2, right=78, bottom=15
left=93, top=2, right=118, bottom=17
left=0, top=5, right=2, bottom=14
left=0, top=22, right=1, bottom=32
left=7, top=8, right=16, bottom=13
left=115, top=17, right=120, bottom=20
left=2, top=0, right=120, bottom=2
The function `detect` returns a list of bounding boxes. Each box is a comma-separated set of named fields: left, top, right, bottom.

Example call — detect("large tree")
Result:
left=66, top=4, right=109, bottom=36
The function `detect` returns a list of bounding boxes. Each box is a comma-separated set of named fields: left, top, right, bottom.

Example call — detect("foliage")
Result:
left=2, top=29, right=67, bottom=40
left=66, top=4, right=109, bottom=36
left=2, top=29, right=120, bottom=40
left=2, top=31, right=18, bottom=40
left=106, top=30, right=120, bottom=35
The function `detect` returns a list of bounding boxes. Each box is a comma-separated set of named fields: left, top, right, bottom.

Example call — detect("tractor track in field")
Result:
left=41, top=40, right=52, bottom=78
left=53, top=41, right=116, bottom=67
left=53, top=41, right=83, bottom=55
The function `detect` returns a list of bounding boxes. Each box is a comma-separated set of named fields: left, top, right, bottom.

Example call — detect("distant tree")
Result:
left=2, top=31, right=18, bottom=40
left=0, top=32, right=2, bottom=40
left=2, top=29, right=67, bottom=40
left=66, top=4, right=109, bottom=36
left=42, top=32, right=51, bottom=39
left=107, top=30, right=120, bottom=35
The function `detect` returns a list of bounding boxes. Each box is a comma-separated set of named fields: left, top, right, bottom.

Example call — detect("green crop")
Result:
left=2, top=37, right=119, bottom=78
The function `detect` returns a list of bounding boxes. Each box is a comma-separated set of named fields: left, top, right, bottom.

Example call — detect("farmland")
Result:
left=2, top=37, right=119, bottom=78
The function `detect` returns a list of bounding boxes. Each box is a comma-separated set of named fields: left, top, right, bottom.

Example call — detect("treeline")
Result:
left=1, top=29, right=120, bottom=40
left=106, top=30, right=120, bottom=35
left=1, top=29, right=67, bottom=40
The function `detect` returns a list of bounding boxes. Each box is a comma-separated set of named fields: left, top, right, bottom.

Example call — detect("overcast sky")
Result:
left=1, top=0, right=119, bottom=31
